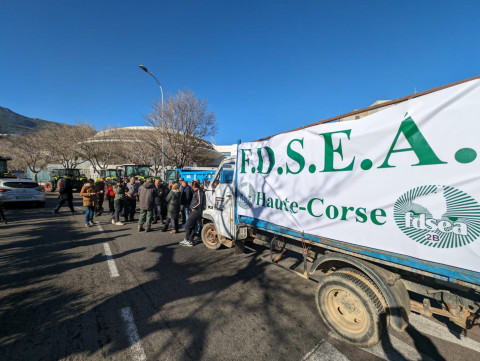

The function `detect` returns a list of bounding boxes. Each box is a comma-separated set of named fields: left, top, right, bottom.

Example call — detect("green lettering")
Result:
left=307, top=198, right=323, bottom=218
left=290, top=201, right=299, bottom=214
left=378, top=117, right=447, bottom=168
left=286, top=138, right=305, bottom=174
left=256, top=192, right=265, bottom=207
left=240, top=149, right=251, bottom=173
left=355, top=208, right=368, bottom=223
left=370, top=208, right=387, bottom=225
left=341, top=206, right=355, bottom=221
left=257, top=147, right=276, bottom=174
left=320, top=130, right=355, bottom=172
left=326, top=205, right=339, bottom=219
left=267, top=197, right=274, bottom=208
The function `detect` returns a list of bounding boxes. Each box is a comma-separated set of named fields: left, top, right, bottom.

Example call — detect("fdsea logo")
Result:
left=237, top=182, right=256, bottom=209
left=394, top=185, right=480, bottom=248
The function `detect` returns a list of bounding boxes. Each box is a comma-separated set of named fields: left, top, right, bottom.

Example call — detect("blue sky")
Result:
left=1, top=1, right=479, bottom=145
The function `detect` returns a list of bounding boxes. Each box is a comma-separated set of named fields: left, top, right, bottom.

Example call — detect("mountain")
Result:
left=0, top=106, right=63, bottom=135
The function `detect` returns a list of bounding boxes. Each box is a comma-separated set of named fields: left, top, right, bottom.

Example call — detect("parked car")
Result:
left=0, top=178, right=46, bottom=207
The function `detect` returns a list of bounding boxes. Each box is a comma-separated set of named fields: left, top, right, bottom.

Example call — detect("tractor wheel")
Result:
left=45, top=182, right=56, bottom=192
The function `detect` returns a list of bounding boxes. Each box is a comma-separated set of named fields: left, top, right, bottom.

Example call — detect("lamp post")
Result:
left=139, top=64, right=165, bottom=180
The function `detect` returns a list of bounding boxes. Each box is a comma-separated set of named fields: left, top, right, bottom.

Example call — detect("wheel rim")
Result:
left=324, top=287, right=368, bottom=335
left=204, top=227, right=219, bottom=246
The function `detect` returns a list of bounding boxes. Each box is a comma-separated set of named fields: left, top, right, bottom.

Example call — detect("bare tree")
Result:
left=145, top=89, right=218, bottom=168
left=129, top=128, right=170, bottom=177
left=71, top=123, right=126, bottom=174
left=40, top=123, right=91, bottom=169
left=8, top=131, right=50, bottom=181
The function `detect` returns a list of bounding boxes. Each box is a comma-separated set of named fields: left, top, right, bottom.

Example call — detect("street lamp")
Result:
left=139, top=64, right=165, bottom=180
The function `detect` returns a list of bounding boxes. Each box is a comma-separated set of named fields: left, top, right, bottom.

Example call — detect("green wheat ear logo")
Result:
left=237, top=182, right=256, bottom=210
left=394, top=185, right=480, bottom=248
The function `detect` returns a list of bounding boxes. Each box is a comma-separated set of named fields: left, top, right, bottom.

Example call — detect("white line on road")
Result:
left=360, top=333, right=436, bottom=361
left=95, top=221, right=104, bottom=232
left=103, top=242, right=119, bottom=278
left=120, top=307, right=147, bottom=361
left=409, top=313, right=480, bottom=352
left=302, top=339, right=350, bottom=361
left=325, top=331, right=435, bottom=361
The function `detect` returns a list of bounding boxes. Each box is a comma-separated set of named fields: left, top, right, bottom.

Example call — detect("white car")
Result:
left=0, top=178, right=46, bottom=207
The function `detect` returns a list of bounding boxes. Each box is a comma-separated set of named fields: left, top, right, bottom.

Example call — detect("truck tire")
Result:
left=45, top=181, right=56, bottom=192
left=336, top=267, right=389, bottom=324
left=201, top=223, right=222, bottom=250
left=315, top=272, right=385, bottom=347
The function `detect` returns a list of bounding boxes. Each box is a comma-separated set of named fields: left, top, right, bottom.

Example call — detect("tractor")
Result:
left=118, top=164, right=158, bottom=181
left=0, top=156, right=15, bottom=179
left=44, top=168, right=87, bottom=192
left=96, top=169, right=124, bottom=184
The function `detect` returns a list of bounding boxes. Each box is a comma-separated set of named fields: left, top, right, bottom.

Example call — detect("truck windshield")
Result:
left=125, top=165, right=151, bottom=178
left=102, top=170, right=118, bottom=178
left=165, top=170, right=179, bottom=182
left=58, top=169, right=81, bottom=177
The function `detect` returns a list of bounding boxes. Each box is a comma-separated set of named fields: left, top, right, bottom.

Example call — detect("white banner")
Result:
left=237, top=79, right=480, bottom=273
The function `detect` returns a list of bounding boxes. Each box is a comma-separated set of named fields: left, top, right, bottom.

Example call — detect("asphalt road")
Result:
left=1, top=193, right=480, bottom=361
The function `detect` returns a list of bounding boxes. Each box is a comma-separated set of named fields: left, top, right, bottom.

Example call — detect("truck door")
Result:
left=207, top=160, right=236, bottom=239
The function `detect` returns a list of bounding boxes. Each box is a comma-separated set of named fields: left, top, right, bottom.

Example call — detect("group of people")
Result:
left=54, top=174, right=205, bottom=247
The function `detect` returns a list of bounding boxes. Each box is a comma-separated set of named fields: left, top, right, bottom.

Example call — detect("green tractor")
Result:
left=44, top=168, right=87, bottom=192
left=119, top=164, right=158, bottom=182
left=96, top=168, right=124, bottom=184
left=0, top=156, right=15, bottom=179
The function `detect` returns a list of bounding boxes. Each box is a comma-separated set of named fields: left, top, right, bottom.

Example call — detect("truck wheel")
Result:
left=45, top=182, right=55, bottom=192
left=201, top=223, right=222, bottom=250
left=315, top=272, right=385, bottom=347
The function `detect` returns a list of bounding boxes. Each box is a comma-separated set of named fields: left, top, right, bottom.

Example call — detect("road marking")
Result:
left=103, top=242, right=119, bottom=278
left=95, top=221, right=104, bottom=232
left=120, top=307, right=147, bottom=361
left=361, top=334, right=436, bottom=361
left=302, top=339, right=350, bottom=361
left=409, top=313, right=480, bottom=352
left=326, top=331, right=435, bottom=361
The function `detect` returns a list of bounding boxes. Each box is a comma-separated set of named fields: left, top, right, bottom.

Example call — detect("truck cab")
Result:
left=165, top=167, right=216, bottom=184
left=202, top=157, right=241, bottom=249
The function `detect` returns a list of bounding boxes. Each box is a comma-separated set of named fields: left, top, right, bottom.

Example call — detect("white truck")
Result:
left=200, top=76, right=480, bottom=347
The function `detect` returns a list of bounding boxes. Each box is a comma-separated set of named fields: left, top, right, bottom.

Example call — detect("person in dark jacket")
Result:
left=124, top=177, right=139, bottom=222
left=0, top=200, right=7, bottom=224
left=137, top=179, right=157, bottom=232
left=94, top=177, right=106, bottom=216
left=162, top=183, right=181, bottom=233
left=179, top=179, right=193, bottom=226
left=53, top=174, right=75, bottom=214
left=180, top=180, right=204, bottom=247
left=153, top=179, right=168, bottom=224
left=111, top=179, right=127, bottom=225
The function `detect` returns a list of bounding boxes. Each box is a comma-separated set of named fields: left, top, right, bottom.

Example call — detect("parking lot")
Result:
left=1, top=194, right=480, bottom=361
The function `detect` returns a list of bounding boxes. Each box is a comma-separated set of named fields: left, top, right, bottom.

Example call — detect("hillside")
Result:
left=0, top=106, right=61, bottom=135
